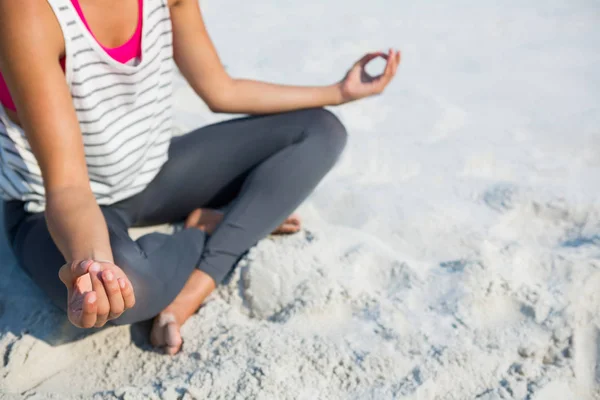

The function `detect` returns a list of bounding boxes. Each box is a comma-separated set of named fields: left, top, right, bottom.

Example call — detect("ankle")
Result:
left=159, top=270, right=217, bottom=324
left=160, top=305, right=187, bottom=326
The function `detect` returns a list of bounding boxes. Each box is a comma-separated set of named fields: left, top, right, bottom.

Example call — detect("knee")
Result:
left=303, top=108, right=348, bottom=154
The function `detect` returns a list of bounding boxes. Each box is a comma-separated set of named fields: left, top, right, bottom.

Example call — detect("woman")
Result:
left=0, top=0, right=400, bottom=354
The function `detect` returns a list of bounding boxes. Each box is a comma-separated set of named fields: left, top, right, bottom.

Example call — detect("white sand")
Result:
left=1, top=0, right=599, bottom=399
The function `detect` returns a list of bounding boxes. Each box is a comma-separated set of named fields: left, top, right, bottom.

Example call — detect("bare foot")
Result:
left=150, top=312, right=182, bottom=355
left=154, top=210, right=302, bottom=354
left=185, top=208, right=302, bottom=235
left=184, top=208, right=223, bottom=234
left=150, top=270, right=216, bottom=355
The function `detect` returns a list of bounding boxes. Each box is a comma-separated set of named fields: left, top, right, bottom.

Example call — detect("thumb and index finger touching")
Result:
left=59, top=259, right=136, bottom=310
left=59, top=259, right=95, bottom=286
left=59, top=259, right=115, bottom=287
left=355, top=49, right=401, bottom=69
left=355, top=51, right=388, bottom=68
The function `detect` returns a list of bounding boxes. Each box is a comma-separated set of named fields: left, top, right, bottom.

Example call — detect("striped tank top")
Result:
left=0, top=0, right=173, bottom=213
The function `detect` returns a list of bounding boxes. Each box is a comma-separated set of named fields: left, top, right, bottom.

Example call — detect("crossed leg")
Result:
left=5, top=109, right=346, bottom=355
left=135, top=109, right=347, bottom=354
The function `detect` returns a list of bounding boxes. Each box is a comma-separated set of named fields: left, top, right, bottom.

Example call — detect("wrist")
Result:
left=66, top=250, right=114, bottom=265
left=329, top=82, right=346, bottom=106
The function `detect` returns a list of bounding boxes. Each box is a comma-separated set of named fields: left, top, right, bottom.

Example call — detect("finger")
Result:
left=102, top=269, right=125, bottom=320
left=89, top=263, right=110, bottom=327
left=67, top=292, right=85, bottom=327
left=370, top=51, right=393, bottom=85
left=59, top=260, right=92, bottom=286
left=384, top=49, right=395, bottom=76
left=375, top=50, right=396, bottom=91
left=367, top=72, right=390, bottom=93
left=80, top=291, right=98, bottom=328
left=391, top=56, right=399, bottom=77
left=363, top=51, right=393, bottom=85
left=356, top=52, right=388, bottom=68
left=370, top=77, right=390, bottom=94
left=392, top=50, right=401, bottom=75
left=390, top=50, right=399, bottom=73
left=118, top=277, right=136, bottom=310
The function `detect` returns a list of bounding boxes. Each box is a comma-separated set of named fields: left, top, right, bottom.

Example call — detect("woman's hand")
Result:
left=59, top=260, right=135, bottom=328
left=338, top=49, right=401, bottom=103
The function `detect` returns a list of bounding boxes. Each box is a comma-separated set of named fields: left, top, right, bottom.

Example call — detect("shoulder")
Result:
left=0, top=0, right=64, bottom=58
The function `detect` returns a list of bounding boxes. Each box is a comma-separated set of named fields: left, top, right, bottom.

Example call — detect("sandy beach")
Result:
left=1, top=0, right=599, bottom=398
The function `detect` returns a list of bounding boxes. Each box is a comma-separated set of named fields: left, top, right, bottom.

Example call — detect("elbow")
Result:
left=204, top=88, right=235, bottom=113
left=198, top=77, right=236, bottom=114
left=205, top=99, right=227, bottom=113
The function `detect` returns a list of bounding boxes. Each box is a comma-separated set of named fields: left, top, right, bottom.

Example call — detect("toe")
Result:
left=286, top=213, right=302, bottom=226
left=271, top=213, right=302, bottom=235
left=150, top=318, right=166, bottom=348
left=164, top=322, right=183, bottom=355
left=151, top=313, right=183, bottom=354
left=273, top=224, right=301, bottom=234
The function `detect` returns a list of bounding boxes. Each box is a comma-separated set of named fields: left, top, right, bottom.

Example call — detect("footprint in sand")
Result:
left=482, top=183, right=517, bottom=212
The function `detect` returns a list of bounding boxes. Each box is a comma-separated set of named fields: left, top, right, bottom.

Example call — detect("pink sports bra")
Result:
left=0, top=0, right=143, bottom=111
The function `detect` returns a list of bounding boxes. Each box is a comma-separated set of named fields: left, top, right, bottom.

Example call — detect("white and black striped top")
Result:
left=0, top=0, right=173, bottom=213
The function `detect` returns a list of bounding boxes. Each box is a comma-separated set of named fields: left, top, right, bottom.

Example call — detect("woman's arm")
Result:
left=0, top=0, right=112, bottom=263
left=170, top=0, right=400, bottom=114
left=0, top=0, right=134, bottom=327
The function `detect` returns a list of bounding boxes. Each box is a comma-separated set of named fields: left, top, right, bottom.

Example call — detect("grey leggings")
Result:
left=3, top=108, right=347, bottom=325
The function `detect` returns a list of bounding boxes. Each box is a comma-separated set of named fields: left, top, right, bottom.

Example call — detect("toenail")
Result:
left=105, top=271, right=114, bottom=281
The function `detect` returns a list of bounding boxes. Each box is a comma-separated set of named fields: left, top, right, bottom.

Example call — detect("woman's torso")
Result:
left=0, top=0, right=174, bottom=213
left=0, top=0, right=145, bottom=113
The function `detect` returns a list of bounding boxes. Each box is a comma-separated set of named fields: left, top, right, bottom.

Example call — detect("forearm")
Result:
left=45, top=187, right=113, bottom=263
left=171, top=0, right=344, bottom=115
left=209, top=79, right=344, bottom=114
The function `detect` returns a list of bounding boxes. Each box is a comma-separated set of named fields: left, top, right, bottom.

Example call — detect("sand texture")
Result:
left=1, top=0, right=599, bottom=398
